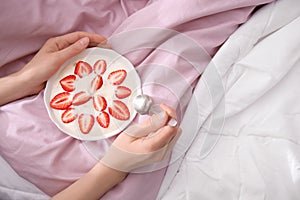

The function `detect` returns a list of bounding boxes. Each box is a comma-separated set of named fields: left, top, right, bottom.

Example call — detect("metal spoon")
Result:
left=133, top=94, right=178, bottom=127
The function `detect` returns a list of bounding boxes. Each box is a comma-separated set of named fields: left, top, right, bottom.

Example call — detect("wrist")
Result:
left=16, top=65, right=43, bottom=96
left=95, top=162, right=128, bottom=184
left=0, top=71, right=36, bottom=106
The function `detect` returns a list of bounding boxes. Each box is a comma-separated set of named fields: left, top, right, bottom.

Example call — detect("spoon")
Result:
left=133, top=94, right=178, bottom=127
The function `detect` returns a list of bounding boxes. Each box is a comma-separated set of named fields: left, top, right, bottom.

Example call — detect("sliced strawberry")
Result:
left=61, top=108, right=78, bottom=123
left=72, top=91, right=91, bottom=106
left=74, top=61, right=92, bottom=78
left=96, top=111, right=110, bottom=128
left=115, top=86, right=131, bottom=99
left=94, top=59, right=107, bottom=75
left=93, top=95, right=107, bottom=111
left=107, top=69, right=127, bottom=85
left=59, top=75, right=76, bottom=92
left=78, top=114, right=94, bottom=134
left=108, top=100, right=130, bottom=120
left=50, top=92, right=72, bottom=110
left=90, top=75, right=103, bottom=93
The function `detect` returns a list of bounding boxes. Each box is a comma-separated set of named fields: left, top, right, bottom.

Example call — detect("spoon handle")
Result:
left=149, top=105, right=178, bottom=127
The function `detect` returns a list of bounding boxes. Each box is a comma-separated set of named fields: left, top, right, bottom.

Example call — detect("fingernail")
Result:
left=167, top=118, right=178, bottom=127
left=79, top=37, right=89, bottom=46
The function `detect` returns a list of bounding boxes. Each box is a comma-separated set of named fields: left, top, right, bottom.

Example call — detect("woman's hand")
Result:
left=101, top=103, right=181, bottom=172
left=0, top=32, right=106, bottom=106
left=114, top=103, right=178, bottom=154
left=18, top=31, right=106, bottom=95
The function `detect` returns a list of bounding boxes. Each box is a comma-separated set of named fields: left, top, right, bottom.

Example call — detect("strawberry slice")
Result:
left=93, top=95, right=107, bottom=111
left=74, top=61, right=92, bottom=78
left=115, top=86, right=131, bottom=99
left=59, top=75, right=76, bottom=92
left=90, top=75, right=103, bottom=93
left=78, top=114, right=94, bottom=134
left=108, top=100, right=130, bottom=120
left=96, top=111, right=110, bottom=128
left=50, top=92, right=72, bottom=110
left=94, top=59, right=107, bottom=75
left=72, top=91, right=91, bottom=106
left=61, top=108, right=78, bottom=123
left=107, top=69, right=127, bottom=85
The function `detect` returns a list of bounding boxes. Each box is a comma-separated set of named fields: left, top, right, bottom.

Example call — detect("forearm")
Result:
left=52, top=162, right=127, bottom=200
left=0, top=71, right=35, bottom=106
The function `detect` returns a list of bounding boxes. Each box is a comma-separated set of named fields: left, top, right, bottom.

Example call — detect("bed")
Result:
left=1, top=0, right=299, bottom=199
left=158, top=0, right=300, bottom=199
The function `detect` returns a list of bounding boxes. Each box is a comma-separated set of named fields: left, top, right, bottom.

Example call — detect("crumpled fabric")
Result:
left=0, top=0, right=274, bottom=199
left=158, top=0, right=300, bottom=199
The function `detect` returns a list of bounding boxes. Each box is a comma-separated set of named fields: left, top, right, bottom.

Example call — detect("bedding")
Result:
left=0, top=0, right=274, bottom=199
left=158, top=0, right=300, bottom=199
left=0, top=157, right=48, bottom=200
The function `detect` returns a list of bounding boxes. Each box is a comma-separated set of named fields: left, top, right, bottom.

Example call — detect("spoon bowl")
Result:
left=133, top=94, right=178, bottom=127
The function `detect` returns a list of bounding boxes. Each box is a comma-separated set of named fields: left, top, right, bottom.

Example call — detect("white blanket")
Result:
left=158, top=0, right=300, bottom=199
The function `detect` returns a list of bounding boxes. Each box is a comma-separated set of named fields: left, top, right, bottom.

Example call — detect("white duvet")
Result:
left=158, top=0, right=300, bottom=199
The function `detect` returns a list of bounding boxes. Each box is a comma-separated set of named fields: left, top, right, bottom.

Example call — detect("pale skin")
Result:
left=0, top=32, right=179, bottom=199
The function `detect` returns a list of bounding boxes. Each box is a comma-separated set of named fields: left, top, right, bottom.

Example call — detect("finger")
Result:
left=160, top=103, right=178, bottom=127
left=50, top=31, right=106, bottom=51
left=160, top=103, right=177, bottom=119
left=144, top=126, right=178, bottom=151
left=54, top=37, right=90, bottom=65
left=123, top=111, right=168, bottom=138
left=97, top=43, right=112, bottom=49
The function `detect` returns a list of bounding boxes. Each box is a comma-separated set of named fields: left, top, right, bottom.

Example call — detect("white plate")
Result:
left=44, top=47, right=141, bottom=140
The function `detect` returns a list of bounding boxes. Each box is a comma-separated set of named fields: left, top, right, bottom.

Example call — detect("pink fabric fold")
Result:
left=0, top=0, right=274, bottom=199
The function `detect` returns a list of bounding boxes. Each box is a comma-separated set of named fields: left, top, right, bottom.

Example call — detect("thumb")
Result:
left=56, top=37, right=89, bottom=64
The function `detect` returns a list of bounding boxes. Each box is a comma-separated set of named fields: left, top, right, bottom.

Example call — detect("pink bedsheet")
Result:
left=0, top=0, right=274, bottom=199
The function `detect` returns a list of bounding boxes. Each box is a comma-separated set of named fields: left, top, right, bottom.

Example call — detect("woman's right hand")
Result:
left=0, top=32, right=107, bottom=106
left=101, top=103, right=181, bottom=172
left=18, top=31, right=107, bottom=96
